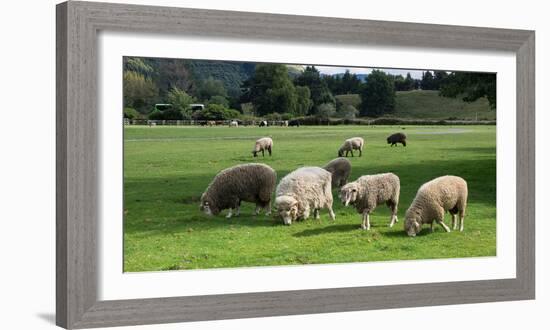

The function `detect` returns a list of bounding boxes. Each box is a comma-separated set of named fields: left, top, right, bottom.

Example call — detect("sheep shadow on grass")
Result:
left=381, top=227, right=448, bottom=238
left=292, top=224, right=359, bottom=237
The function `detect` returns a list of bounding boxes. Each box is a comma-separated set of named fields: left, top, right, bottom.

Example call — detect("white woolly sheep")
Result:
left=339, top=173, right=400, bottom=230
left=252, top=137, right=273, bottom=157
left=338, top=137, right=364, bottom=157
left=200, top=163, right=277, bottom=218
left=404, top=175, right=468, bottom=237
left=229, top=120, right=239, bottom=127
left=275, top=167, right=335, bottom=225
left=323, top=157, right=352, bottom=189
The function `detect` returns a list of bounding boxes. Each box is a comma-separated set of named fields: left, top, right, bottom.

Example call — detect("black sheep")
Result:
left=387, top=132, right=407, bottom=147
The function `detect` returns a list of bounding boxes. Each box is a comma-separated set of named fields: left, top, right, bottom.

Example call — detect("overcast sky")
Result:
left=314, top=65, right=424, bottom=79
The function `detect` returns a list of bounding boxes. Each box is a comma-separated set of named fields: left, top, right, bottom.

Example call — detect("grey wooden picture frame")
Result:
left=56, top=1, right=535, bottom=328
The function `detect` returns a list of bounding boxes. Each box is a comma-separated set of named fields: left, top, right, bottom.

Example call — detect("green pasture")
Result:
left=335, top=90, right=494, bottom=120
left=124, top=125, right=496, bottom=272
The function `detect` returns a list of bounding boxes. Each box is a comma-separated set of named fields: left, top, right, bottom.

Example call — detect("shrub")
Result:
left=123, top=107, right=140, bottom=119
left=148, top=109, right=184, bottom=120
left=193, top=104, right=241, bottom=120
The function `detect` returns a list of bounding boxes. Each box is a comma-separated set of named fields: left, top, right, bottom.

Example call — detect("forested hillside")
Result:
left=123, top=56, right=496, bottom=121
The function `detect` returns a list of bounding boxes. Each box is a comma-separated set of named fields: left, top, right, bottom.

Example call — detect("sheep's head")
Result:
left=199, top=193, right=219, bottom=216
left=387, top=137, right=392, bottom=144
left=275, top=195, right=299, bottom=225
left=339, top=183, right=360, bottom=206
left=404, top=216, right=421, bottom=237
left=338, top=148, right=344, bottom=157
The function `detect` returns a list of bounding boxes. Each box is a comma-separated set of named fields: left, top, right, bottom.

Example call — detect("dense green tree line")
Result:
left=123, top=56, right=496, bottom=120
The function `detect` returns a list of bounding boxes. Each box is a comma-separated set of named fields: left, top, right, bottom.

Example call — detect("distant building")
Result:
left=190, top=104, right=205, bottom=111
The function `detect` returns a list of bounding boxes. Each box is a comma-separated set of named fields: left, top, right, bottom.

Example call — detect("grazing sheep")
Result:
left=404, top=175, right=468, bottom=237
left=289, top=119, right=300, bottom=127
left=259, top=120, right=268, bottom=127
left=229, top=120, right=239, bottom=127
left=281, top=120, right=289, bottom=127
left=252, top=137, right=273, bottom=157
left=339, top=173, right=400, bottom=230
left=323, top=157, right=352, bottom=189
left=387, top=132, right=407, bottom=147
left=338, top=137, right=364, bottom=157
left=200, top=163, right=277, bottom=218
left=275, top=167, right=335, bottom=225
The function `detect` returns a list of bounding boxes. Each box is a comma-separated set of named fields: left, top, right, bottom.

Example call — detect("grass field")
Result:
left=124, top=125, right=496, bottom=272
left=335, top=90, right=494, bottom=120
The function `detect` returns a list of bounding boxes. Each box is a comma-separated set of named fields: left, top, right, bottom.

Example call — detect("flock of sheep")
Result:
left=199, top=132, right=468, bottom=236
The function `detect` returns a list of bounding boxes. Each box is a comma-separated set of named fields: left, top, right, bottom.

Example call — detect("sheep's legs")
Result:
left=302, top=207, right=311, bottom=220
left=459, top=209, right=465, bottom=231
left=430, top=222, right=434, bottom=232
left=389, top=203, right=398, bottom=227
left=314, top=209, right=320, bottom=220
left=268, top=147, right=272, bottom=156
left=261, top=149, right=265, bottom=157
left=226, top=209, right=233, bottom=218
left=235, top=205, right=240, bottom=216
left=327, top=206, right=336, bottom=221
left=359, top=149, right=362, bottom=157
left=254, top=205, right=261, bottom=216
left=264, top=201, right=272, bottom=216
left=436, top=219, right=451, bottom=232
left=361, top=212, right=370, bottom=230
left=451, top=214, right=458, bottom=230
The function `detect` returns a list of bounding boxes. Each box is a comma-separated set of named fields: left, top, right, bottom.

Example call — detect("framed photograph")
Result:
left=56, top=1, right=535, bottom=328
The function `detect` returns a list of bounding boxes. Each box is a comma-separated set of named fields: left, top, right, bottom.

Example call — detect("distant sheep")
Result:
left=338, top=137, right=364, bottom=157
left=404, top=175, right=468, bottom=237
left=289, top=119, right=300, bottom=127
left=259, top=120, right=268, bottom=127
left=252, top=137, right=273, bottom=157
left=323, top=157, right=352, bottom=189
left=229, top=120, right=239, bottom=127
left=281, top=120, right=289, bottom=127
left=387, top=132, right=407, bottom=147
left=200, top=163, right=277, bottom=218
left=275, top=167, right=335, bottom=225
left=339, top=173, right=400, bottom=230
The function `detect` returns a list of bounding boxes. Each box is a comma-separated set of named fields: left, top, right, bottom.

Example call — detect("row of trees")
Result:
left=244, top=65, right=400, bottom=118
left=123, top=57, right=244, bottom=120
left=123, top=57, right=497, bottom=120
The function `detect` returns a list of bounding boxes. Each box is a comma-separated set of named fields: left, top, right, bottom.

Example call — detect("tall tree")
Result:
left=295, top=86, right=313, bottom=116
left=196, top=77, right=228, bottom=101
left=439, top=72, right=496, bottom=109
left=294, top=66, right=335, bottom=113
left=166, top=87, right=196, bottom=119
left=123, top=71, right=158, bottom=113
left=124, top=57, right=154, bottom=77
left=421, top=71, right=436, bottom=90
left=151, top=58, right=194, bottom=96
left=249, top=64, right=298, bottom=116
left=359, top=70, right=396, bottom=117
left=341, top=70, right=362, bottom=94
